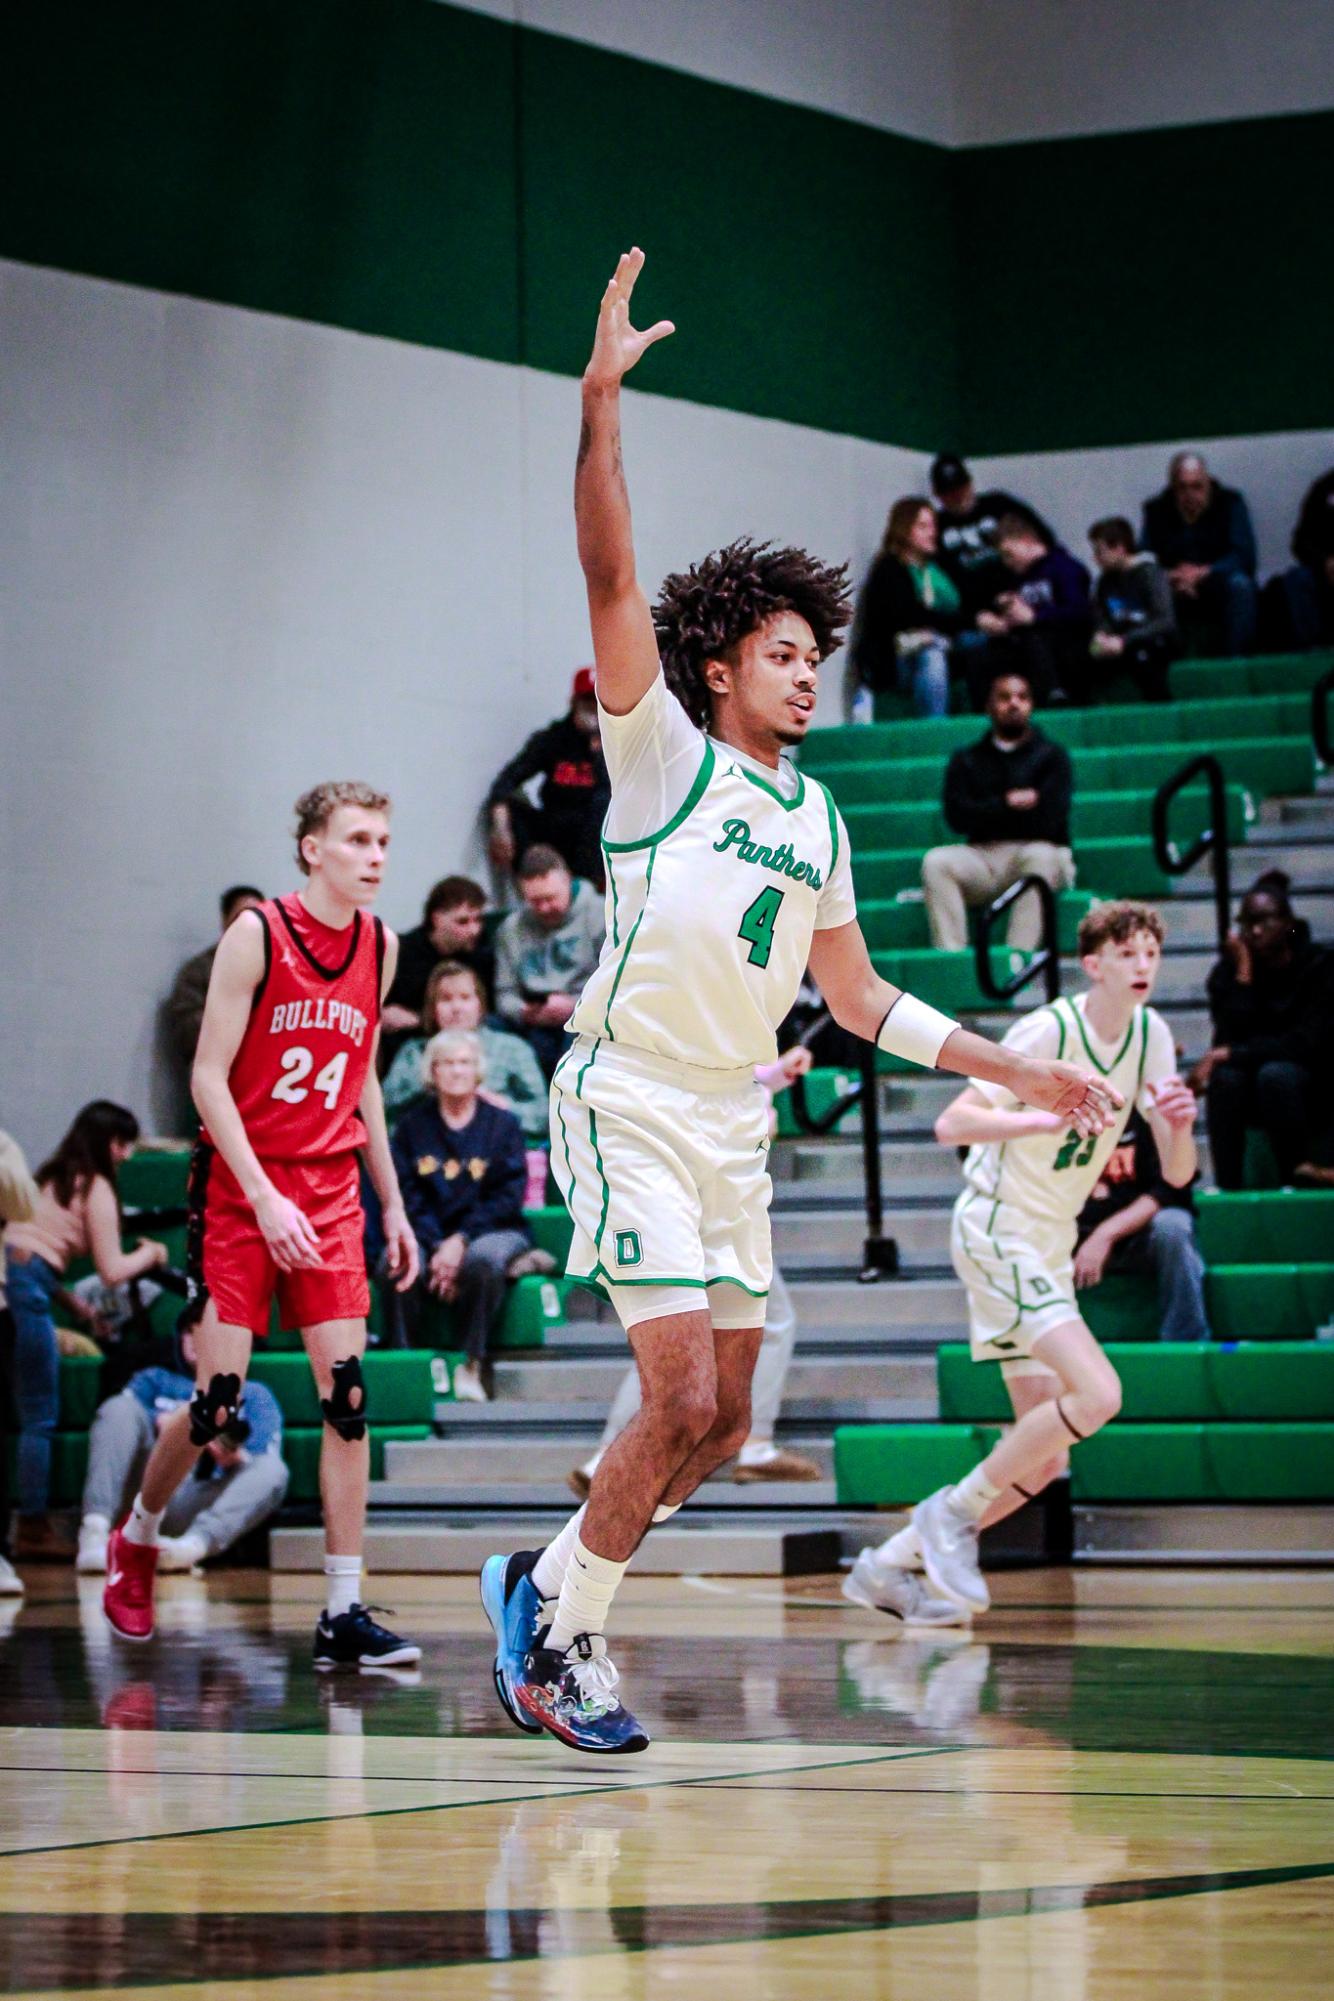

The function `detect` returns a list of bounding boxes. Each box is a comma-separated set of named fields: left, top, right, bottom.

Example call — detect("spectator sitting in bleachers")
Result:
left=390, top=1031, right=554, bottom=1403
left=1087, top=516, right=1179, bottom=702
left=848, top=497, right=969, bottom=721
left=1190, top=870, right=1334, bottom=1189
left=1141, top=451, right=1257, bottom=658
left=929, top=453, right=1054, bottom=614
left=381, top=959, right=549, bottom=1145
left=380, top=876, right=492, bottom=1065
left=5, top=1103, right=168, bottom=1562
left=1265, top=466, right=1334, bottom=652
left=0, top=1128, right=39, bottom=1597
left=485, top=668, right=610, bottom=891
left=165, top=885, right=264, bottom=1067
left=1074, top=1111, right=1211, bottom=1340
left=921, top=668, right=1075, bottom=952
left=493, top=845, right=605, bottom=1079
left=76, top=1331, right=286, bottom=1577
left=972, top=514, right=1092, bottom=707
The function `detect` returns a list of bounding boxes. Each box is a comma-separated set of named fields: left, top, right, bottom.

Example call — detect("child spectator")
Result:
left=1087, top=516, right=1179, bottom=702
left=1191, top=871, right=1334, bottom=1188
left=929, top=454, right=1054, bottom=613
left=391, top=1032, right=553, bottom=1402
left=849, top=497, right=968, bottom=720
left=5, top=1103, right=167, bottom=1559
left=973, top=515, right=1092, bottom=706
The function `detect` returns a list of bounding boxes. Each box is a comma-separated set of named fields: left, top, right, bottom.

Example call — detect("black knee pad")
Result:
left=321, top=1355, right=368, bottom=1441
left=188, top=1372, right=243, bottom=1447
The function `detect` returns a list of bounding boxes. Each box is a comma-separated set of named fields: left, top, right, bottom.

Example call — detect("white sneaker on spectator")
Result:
left=453, top=1361, right=490, bottom=1404
left=75, top=1515, right=109, bottom=1575
left=157, top=1533, right=208, bottom=1574
left=0, top=1554, right=24, bottom=1597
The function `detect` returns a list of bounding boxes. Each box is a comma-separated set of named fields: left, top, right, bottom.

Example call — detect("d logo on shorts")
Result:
left=614, top=1229, right=643, bottom=1268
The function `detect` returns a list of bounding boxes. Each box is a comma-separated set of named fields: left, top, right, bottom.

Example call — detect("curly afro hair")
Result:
left=653, top=537, right=852, bottom=728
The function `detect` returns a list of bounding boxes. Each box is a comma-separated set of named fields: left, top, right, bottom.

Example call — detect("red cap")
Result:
left=571, top=666, right=596, bottom=702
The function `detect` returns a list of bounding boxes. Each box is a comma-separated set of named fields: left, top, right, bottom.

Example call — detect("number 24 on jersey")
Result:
left=271, top=1047, right=349, bottom=1109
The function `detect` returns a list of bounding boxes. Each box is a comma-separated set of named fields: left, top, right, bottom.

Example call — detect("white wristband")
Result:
left=876, top=993, right=959, bottom=1070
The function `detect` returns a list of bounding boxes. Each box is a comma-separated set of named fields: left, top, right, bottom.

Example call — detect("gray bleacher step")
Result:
left=773, top=1205, right=951, bottom=1266
left=384, top=1435, right=834, bottom=1485
left=775, top=1131, right=1212, bottom=1195
left=490, top=1350, right=940, bottom=1404
left=539, top=1319, right=946, bottom=1352
left=788, top=1278, right=960, bottom=1328
left=271, top=1514, right=850, bottom=1575
left=1262, top=794, right=1334, bottom=828
left=368, top=1479, right=841, bottom=1510
left=1225, top=837, right=1334, bottom=887
left=1073, top=1503, right=1334, bottom=1565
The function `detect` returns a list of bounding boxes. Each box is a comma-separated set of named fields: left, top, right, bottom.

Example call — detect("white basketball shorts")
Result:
left=951, top=1187, right=1081, bottom=1368
left=550, top=1036, right=772, bottom=1330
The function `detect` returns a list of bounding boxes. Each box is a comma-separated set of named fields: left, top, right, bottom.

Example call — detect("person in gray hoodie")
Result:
left=1087, top=516, right=1180, bottom=702
left=493, top=845, right=606, bottom=1077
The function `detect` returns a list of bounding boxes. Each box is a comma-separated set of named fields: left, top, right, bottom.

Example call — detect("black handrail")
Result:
left=974, top=874, right=1062, bottom=1005
left=1152, top=752, right=1231, bottom=952
left=785, top=1022, right=899, bottom=1282
left=1314, top=663, right=1334, bottom=768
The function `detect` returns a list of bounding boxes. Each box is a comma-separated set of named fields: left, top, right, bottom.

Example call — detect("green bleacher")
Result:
left=33, top=1151, right=581, bottom=1509
left=835, top=1190, right=1334, bottom=1505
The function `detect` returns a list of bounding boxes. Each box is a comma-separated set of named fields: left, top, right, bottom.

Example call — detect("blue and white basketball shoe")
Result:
left=479, top=1551, right=544, bottom=1735
left=514, top=1631, right=650, bottom=1754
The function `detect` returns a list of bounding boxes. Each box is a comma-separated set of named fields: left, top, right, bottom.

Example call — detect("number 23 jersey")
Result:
left=962, top=992, right=1177, bottom=1227
left=570, top=673, right=856, bottom=1071
left=207, top=894, right=384, bottom=1160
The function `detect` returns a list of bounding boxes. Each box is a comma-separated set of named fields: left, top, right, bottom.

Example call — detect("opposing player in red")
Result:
left=104, top=782, right=421, bottom=1666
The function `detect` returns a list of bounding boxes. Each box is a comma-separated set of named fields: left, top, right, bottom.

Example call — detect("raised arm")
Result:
left=807, top=920, right=1121, bottom=1134
left=576, top=247, right=675, bottom=716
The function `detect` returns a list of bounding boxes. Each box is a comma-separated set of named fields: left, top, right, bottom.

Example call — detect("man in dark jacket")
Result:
left=485, top=668, right=610, bottom=889
left=390, top=1030, right=549, bottom=1399
left=1190, top=872, right=1334, bottom=1188
left=1074, top=1112, right=1211, bottom=1341
left=165, top=886, right=264, bottom=1064
left=921, top=669, right=1075, bottom=950
left=971, top=514, right=1093, bottom=706
left=1267, top=467, right=1334, bottom=650
left=929, top=452, right=1054, bottom=613
left=1141, top=452, right=1257, bottom=656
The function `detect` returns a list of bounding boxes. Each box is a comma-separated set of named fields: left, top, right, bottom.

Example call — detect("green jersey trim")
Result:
left=733, top=757, right=806, bottom=812
left=601, top=847, right=659, bottom=1039
left=601, top=738, right=717, bottom=854
left=565, top=1267, right=770, bottom=1298
left=1063, top=995, right=1136, bottom=1076
left=816, top=777, right=840, bottom=879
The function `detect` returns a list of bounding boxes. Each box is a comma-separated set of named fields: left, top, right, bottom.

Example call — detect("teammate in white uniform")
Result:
left=482, top=248, right=1120, bottom=1753
left=848, top=900, right=1199, bottom=1624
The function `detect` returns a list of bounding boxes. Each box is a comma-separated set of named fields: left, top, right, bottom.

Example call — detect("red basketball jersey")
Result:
left=211, top=893, right=384, bottom=1161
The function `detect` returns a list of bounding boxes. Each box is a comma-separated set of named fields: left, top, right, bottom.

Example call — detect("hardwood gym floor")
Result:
left=1, top=1566, right=1331, bottom=1998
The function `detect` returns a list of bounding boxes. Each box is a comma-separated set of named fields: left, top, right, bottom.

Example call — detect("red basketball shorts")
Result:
left=186, top=1144, right=370, bottom=1335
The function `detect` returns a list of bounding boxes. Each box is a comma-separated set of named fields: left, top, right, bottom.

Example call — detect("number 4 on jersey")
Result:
left=737, top=886, right=784, bottom=969
left=271, top=1047, right=349, bottom=1110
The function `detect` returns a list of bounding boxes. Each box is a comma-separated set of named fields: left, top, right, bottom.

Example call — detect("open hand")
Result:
left=584, top=248, right=675, bottom=391
left=1148, top=1075, right=1198, bottom=1130
left=381, top=1204, right=420, bottom=1293
left=1017, top=1059, right=1123, bottom=1138
left=253, top=1186, right=323, bottom=1272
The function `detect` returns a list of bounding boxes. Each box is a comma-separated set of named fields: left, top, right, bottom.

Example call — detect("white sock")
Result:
left=947, top=1466, right=1002, bottom=1523
left=580, top=1451, right=602, bottom=1480
left=874, top=1522, right=923, bottom=1569
left=652, top=1502, right=681, bottom=1524
left=532, top=1504, right=587, bottom=1600
left=547, top=1536, right=628, bottom=1653
left=123, top=1493, right=165, bottom=1548
left=324, top=1554, right=362, bottom=1620
left=737, top=1439, right=778, bottom=1467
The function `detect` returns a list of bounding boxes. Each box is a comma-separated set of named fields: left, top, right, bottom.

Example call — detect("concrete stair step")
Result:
left=368, top=1479, right=841, bottom=1509
left=773, top=1205, right=951, bottom=1266
left=1230, top=835, right=1334, bottom=886
left=270, top=1514, right=852, bottom=1575
left=384, top=1435, right=834, bottom=1485
left=489, top=1349, right=940, bottom=1404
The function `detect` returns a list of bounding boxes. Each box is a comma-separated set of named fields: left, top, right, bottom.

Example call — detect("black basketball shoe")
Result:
left=313, top=1603, right=422, bottom=1670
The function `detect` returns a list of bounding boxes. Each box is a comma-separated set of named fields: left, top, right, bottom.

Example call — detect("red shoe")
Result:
left=103, top=1523, right=158, bottom=1642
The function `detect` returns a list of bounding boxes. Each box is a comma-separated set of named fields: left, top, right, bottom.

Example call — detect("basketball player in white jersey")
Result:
left=847, top=900, right=1198, bottom=1623
left=482, top=248, right=1120, bottom=1753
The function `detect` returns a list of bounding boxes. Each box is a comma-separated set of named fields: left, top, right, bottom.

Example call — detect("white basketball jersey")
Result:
left=571, top=737, right=842, bottom=1070
left=962, top=993, right=1176, bottom=1227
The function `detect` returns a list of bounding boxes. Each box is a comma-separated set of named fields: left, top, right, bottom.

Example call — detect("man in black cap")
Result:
left=930, top=454, right=1053, bottom=616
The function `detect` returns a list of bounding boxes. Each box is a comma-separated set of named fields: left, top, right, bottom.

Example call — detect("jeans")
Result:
left=595, top=1264, right=798, bottom=1452
left=1105, top=1207, right=1212, bottom=1342
left=1207, top=1057, right=1318, bottom=1189
left=82, top=1390, right=289, bottom=1552
left=895, top=641, right=950, bottom=719
left=393, top=1227, right=532, bottom=1362
left=6, top=1254, right=61, bottom=1517
left=1178, top=570, right=1258, bottom=657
